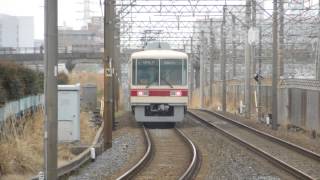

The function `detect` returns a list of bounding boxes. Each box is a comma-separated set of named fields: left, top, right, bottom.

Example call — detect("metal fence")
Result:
left=0, top=94, right=44, bottom=122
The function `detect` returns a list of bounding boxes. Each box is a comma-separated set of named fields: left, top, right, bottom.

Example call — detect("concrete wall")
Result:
left=305, top=90, right=320, bottom=132
left=198, top=81, right=320, bottom=133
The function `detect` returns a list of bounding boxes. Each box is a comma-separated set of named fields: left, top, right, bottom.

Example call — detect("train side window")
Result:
left=132, top=59, right=136, bottom=85
left=182, top=59, right=187, bottom=85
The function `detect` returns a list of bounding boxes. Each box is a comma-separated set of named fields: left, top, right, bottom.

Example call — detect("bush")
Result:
left=57, top=72, right=69, bottom=85
left=0, top=80, right=7, bottom=106
left=0, top=62, right=44, bottom=102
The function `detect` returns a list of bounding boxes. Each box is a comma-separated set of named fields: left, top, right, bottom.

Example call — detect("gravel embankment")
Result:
left=68, top=133, right=140, bottom=179
left=178, top=114, right=295, bottom=180
left=191, top=110, right=320, bottom=179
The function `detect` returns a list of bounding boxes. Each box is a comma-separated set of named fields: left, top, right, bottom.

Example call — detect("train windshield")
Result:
left=160, top=59, right=187, bottom=86
left=132, top=58, right=187, bottom=86
left=132, top=59, right=159, bottom=86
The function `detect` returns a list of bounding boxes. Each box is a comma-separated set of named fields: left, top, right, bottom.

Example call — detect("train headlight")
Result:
left=176, top=91, right=182, bottom=96
left=137, top=90, right=149, bottom=96
left=170, top=90, right=182, bottom=96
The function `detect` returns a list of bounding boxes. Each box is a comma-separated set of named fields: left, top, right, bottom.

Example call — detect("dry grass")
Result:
left=69, top=72, right=104, bottom=99
left=80, top=111, right=97, bottom=145
left=0, top=110, right=98, bottom=179
left=0, top=112, right=43, bottom=179
left=0, top=71, right=103, bottom=179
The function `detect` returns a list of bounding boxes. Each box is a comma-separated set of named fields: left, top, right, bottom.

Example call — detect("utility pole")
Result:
left=200, top=30, right=205, bottom=108
left=272, top=0, right=278, bottom=130
left=103, top=0, right=113, bottom=149
left=232, top=15, right=237, bottom=78
left=279, top=0, right=284, bottom=76
left=44, top=0, right=58, bottom=179
left=245, top=0, right=252, bottom=119
left=209, top=19, right=215, bottom=103
left=221, top=5, right=227, bottom=112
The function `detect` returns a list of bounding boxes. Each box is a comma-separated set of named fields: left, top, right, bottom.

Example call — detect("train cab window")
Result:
left=135, top=59, right=159, bottom=86
left=132, top=59, right=137, bottom=85
left=160, top=59, right=187, bottom=86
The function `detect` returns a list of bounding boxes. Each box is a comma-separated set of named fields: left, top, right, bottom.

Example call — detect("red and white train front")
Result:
left=129, top=50, right=188, bottom=123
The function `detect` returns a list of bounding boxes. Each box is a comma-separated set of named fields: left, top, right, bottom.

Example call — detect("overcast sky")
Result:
left=0, top=0, right=102, bottom=40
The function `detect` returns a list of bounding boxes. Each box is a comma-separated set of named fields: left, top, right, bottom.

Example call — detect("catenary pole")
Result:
left=279, top=0, right=284, bottom=76
left=200, top=30, right=204, bottom=108
left=258, top=26, right=262, bottom=122
left=252, top=0, right=256, bottom=74
left=272, top=0, right=278, bottom=130
left=210, top=19, right=215, bottom=104
left=316, top=0, right=320, bottom=80
left=232, top=15, right=237, bottom=78
left=245, top=0, right=252, bottom=118
left=221, top=5, right=227, bottom=112
left=44, top=0, right=58, bottom=179
left=190, top=37, right=194, bottom=102
left=103, top=0, right=113, bottom=149
left=110, top=0, right=116, bottom=130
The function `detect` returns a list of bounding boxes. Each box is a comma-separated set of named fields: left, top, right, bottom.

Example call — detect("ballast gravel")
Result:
left=178, top=115, right=294, bottom=180
left=68, top=134, right=139, bottom=180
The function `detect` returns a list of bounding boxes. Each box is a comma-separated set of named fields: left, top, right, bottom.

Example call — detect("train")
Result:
left=129, top=42, right=188, bottom=124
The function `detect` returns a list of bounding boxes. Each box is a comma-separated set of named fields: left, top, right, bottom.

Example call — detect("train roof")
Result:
left=131, top=50, right=188, bottom=60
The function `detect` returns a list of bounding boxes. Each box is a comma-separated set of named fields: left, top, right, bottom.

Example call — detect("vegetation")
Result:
left=57, top=72, right=69, bottom=85
left=0, top=62, right=43, bottom=104
left=69, top=71, right=104, bottom=99
left=0, top=110, right=97, bottom=179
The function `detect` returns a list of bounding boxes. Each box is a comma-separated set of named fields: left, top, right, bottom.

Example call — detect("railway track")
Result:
left=188, top=109, right=320, bottom=180
left=116, top=126, right=200, bottom=180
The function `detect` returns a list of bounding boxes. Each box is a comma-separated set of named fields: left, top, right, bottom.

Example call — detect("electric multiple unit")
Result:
left=129, top=48, right=188, bottom=123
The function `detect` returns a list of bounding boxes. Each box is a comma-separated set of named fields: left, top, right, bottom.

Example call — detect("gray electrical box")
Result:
left=58, top=84, right=80, bottom=142
left=81, top=84, right=97, bottom=111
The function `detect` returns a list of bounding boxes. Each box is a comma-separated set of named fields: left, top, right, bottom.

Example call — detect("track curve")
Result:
left=116, top=126, right=200, bottom=180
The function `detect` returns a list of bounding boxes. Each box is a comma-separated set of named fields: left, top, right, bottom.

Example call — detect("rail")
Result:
left=201, top=109, right=320, bottom=162
left=116, top=126, right=152, bottom=180
left=176, top=128, right=200, bottom=180
left=187, top=110, right=316, bottom=180
left=116, top=126, right=200, bottom=180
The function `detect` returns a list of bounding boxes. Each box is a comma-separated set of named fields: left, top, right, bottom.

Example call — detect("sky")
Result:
left=0, top=0, right=102, bottom=40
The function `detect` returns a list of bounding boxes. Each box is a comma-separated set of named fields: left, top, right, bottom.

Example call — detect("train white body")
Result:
left=129, top=49, right=188, bottom=123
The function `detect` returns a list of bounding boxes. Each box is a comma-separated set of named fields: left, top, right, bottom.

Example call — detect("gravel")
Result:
left=68, top=134, right=140, bottom=180
left=191, top=110, right=320, bottom=179
left=177, top=115, right=294, bottom=180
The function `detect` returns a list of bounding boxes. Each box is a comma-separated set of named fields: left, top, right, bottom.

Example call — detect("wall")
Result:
left=193, top=79, right=320, bottom=133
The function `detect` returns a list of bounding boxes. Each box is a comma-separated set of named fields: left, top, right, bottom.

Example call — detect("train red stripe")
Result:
left=131, top=89, right=188, bottom=96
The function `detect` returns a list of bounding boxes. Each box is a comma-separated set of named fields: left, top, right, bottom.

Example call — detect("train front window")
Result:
left=160, top=59, right=187, bottom=86
left=134, top=59, right=159, bottom=86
